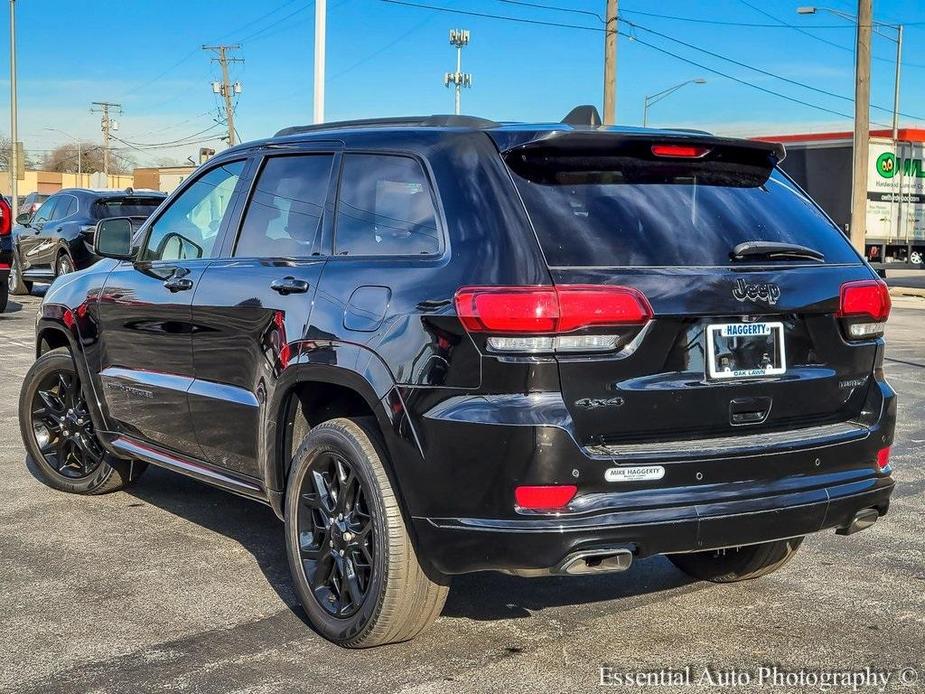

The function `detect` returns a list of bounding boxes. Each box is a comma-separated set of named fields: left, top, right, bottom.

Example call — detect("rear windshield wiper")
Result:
left=731, top=241, right=824, bottom=263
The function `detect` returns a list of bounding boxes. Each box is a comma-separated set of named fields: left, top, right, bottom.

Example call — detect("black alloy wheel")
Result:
left=30, top=368, right=105, bottom=478
left=297, top=451, right=375, bottom=618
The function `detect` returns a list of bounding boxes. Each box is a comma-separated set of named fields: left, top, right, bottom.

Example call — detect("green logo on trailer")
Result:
left=877, top=152, right=897, bottom=178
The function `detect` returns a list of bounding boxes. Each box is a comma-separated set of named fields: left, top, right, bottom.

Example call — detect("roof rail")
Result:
left=274, top=114, right=498, bottom=137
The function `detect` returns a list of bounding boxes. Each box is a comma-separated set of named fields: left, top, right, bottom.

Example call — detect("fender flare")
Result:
left=34, top=313, right=114, bottom=451
left=264, top=343, right=423, bottom=519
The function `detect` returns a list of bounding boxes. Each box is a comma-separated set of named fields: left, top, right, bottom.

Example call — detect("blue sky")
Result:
left=3, top=0, right=925, bottom=166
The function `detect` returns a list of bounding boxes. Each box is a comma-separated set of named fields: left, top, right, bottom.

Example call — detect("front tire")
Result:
left=667, top=537, right=804, bottom=583
left=285, top=417, right=449, bottom=648
left=19, top=347, right=146, bottom=494
left=8, top=252, right=32, bottom=295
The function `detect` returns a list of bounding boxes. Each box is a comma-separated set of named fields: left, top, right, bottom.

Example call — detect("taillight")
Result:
left=650, top=144, right=710, bottom=158
left=454, top=285, right=651, bottom=353
left=0, top=199, right=10, bottom=236
left=514, top=484, right=577, bottom=511
left=838, top=280, right=891, bottom=340
left=876, top=446, right=891, bottom=472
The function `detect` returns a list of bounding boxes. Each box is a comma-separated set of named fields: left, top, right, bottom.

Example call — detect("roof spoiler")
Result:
left=494, top=129, right=786, bottom=165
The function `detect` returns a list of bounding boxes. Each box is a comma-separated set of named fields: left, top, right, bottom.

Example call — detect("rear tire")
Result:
left=667, top=537, right=803, bottom=583
left=8, top=253, right=32, bottom=295
left=19, top=347, right=146, bottom=495
left=285, top=417, right=449, bottom=648
left=0, top=280, right=7, bottom=312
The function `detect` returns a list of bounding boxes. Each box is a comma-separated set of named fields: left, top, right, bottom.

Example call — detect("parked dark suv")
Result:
left=8, top=187, right=165, bottom=295
left=18, top=112, right=896, bottom=648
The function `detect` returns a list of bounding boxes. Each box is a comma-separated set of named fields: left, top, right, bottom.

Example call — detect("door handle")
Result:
left=270, top=276, right=309, bottom=295
left=163, top=276, right=194, bottom=292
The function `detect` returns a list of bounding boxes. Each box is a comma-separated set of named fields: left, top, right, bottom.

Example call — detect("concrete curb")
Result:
left=888, top=286, right=925, bottom=299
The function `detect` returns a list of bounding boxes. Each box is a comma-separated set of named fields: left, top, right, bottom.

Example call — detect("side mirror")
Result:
left=94, top=217, right=135, bottom=260
left=16, top=212, right=30, bottom=225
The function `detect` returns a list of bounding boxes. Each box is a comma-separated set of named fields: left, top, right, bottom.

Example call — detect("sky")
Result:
left=2, top=0, right=925, bottom=167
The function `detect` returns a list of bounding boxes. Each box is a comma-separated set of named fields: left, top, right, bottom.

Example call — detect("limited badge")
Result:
left=604, top=465, right=665, bottom=483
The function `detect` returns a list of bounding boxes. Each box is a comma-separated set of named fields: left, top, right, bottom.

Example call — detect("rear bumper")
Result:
left=408, top=375, right=897, bottom=575
left=414, top=475, right=894, bottom=574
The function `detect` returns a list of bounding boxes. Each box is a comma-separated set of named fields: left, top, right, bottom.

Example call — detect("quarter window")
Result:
left=51, top=195, right=78, bottom=220
left=142, top=160, right=244, bottom=261
left=334, top=154, right=440, bottom=257
left=235, top=154, right=333, bottom=258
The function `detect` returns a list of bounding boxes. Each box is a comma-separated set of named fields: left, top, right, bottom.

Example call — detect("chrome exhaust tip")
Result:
left=556, top=548, right=633, bottom=576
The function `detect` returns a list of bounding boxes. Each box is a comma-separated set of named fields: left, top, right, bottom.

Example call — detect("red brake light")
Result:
left=876, top=446, right=891, bottom=471
left=0, top=199, right=10, bottom=236
left=650, top=144, right=710, bottom=158
left=514, top=484, right=577, bottom=510
left=454, top=285, right=651, bottom=334
left=838, top=280, right=891, bottom=322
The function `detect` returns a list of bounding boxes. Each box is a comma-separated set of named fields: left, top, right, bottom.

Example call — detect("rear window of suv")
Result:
left=94, top=197, right=163, bottom=219
left=507, top=152, right=859, bottom=267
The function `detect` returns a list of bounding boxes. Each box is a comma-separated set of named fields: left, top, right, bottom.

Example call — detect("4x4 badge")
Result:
left=732, top=278, right=781, bottom=306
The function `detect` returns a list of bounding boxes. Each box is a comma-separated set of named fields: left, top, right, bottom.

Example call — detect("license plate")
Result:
left=706, top=321, right=786, bottom=380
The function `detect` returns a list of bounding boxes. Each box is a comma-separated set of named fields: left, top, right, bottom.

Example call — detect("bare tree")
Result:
left=42, top=142, right=135, bottom=175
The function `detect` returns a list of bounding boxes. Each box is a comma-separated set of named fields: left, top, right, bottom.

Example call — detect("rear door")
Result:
left=503, top=134, right=879, bottom=446
left=189, top=150, right=334, bottom=476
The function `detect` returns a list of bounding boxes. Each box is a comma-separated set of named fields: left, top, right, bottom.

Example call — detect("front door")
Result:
left=189, top=151, right=335, bottom=476
left=17, top=196, right=60, bottom=277
left=97, top=159, right=246, bottom=455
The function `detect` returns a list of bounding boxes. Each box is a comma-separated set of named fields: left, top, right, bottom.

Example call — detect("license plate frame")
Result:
left=705, top=321, right=787, bottom=380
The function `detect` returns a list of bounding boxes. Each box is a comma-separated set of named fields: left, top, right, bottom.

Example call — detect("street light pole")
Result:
left=643, top=78, right=706, bottom=127
left=9, top=0, right=18, bottom=220
left=313, top=0, right=326, bottom=123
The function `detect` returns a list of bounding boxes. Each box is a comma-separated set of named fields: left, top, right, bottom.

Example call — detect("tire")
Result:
left=19, top=347, right=146, bottom=495
left=285, top=417, right=449, bottom=648
left=56, top=253, right=74, bottom=277
left=0, top=280, right=6, bottom=313
left=667, top=537, right=804, bottom=583
left=8, top=252, right=32, bottom=295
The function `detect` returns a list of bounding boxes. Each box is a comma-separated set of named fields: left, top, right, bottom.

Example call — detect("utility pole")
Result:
left=444, top=29, right=471, bottom=115
left=90, top=102, right=122, bottom=179
left=850, top=0, right=872, bottom=254
left=314, top=0, right=326, bottom=123
left=9, top=0, right=17, bottom=220
left=203, top=44, right=243, bottom=146
left=603, top=0, right=617, bottom=125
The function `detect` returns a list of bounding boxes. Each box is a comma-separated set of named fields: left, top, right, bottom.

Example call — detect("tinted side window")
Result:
left=143, top=161, right=244, bottom=261
left=334, top=154, right=440, bottom=257
left=32, top=198, right=59, bottom=226
left=235, top=154, right=333, bottom=258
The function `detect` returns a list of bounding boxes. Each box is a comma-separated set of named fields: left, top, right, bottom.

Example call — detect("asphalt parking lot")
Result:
left=1, top=290, right=923, bottom=694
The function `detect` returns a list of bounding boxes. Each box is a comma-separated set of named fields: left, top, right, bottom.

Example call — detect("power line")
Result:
left=378, top=0, right=920, bottom=124
left=115, top=124, right=224, bottom=149
left=623, top=18, right=925, bottom=121
left=237, top=1, right=315, bottom=43
left=618, top=28, right=862, bottom=123
left=735, top=0, right=925, bottom=70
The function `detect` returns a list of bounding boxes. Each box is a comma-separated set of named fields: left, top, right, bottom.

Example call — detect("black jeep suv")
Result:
left=8, top=187, right=165, bottom=296
left=18, top=112, right=896, bottom=648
